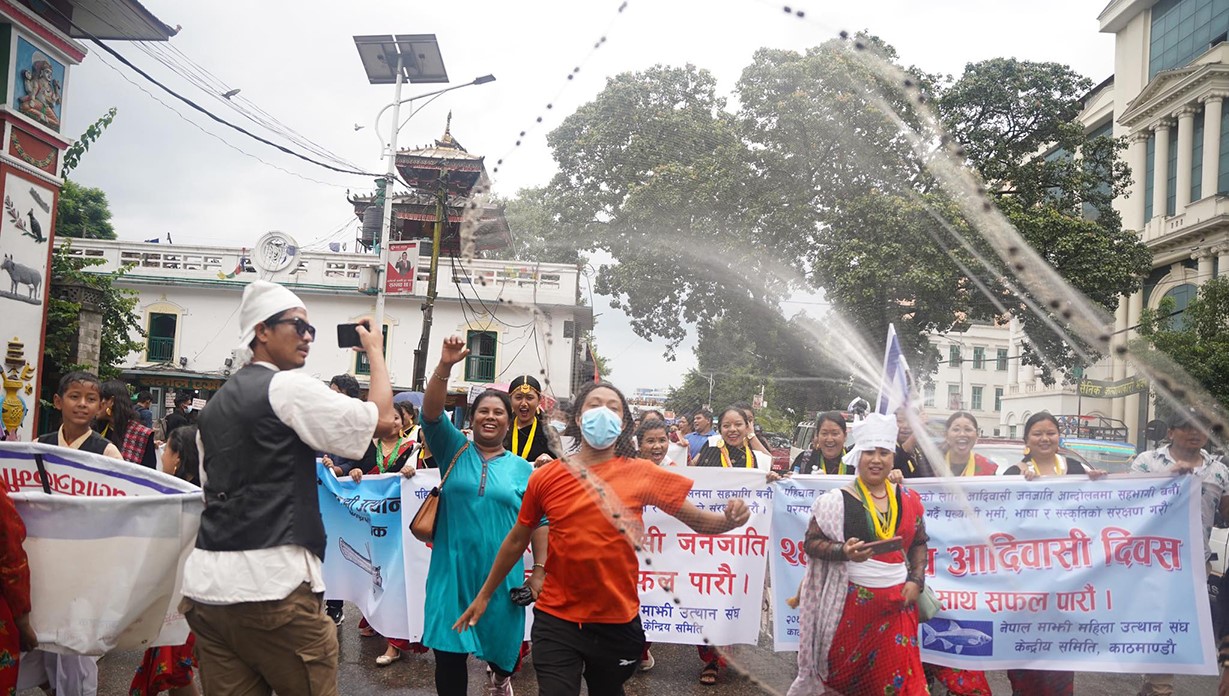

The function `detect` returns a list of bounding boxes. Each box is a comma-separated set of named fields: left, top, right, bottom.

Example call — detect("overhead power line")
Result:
left=40, top=1, right=379, bottom=179
left=86, top=38, right=379, bottom=177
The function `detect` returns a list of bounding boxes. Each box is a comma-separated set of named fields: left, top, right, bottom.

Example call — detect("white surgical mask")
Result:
left=580, top=407, right=623, bottom=450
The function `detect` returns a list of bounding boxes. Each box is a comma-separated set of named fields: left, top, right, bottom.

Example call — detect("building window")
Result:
left=1161, top=283, right=1198, bottom=331
left=1149, top=0, right=1229, bottom=79
left=996, top=348, right=1009, bottom=371
left=972, top=347, right=986, bottom=370
left=948, top=345, right=962, bottom=367
left=465, top=331, right=497, bottom=383
left=994, top=387, right=1004, bottom=412
left=1009, top=425, right=1018, bottom=439
left=971, top=386, right=984, bottom=411
left=147, top=313, right=177, bottom=363
left=947, top=384, right=961, bottom=410
left=924, top=383, right=936, bottom=407
left=355, top=328, right=388, bottom=376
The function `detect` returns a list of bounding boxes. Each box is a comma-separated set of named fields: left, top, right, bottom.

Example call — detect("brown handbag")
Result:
left=408, top=442, right=468, bottom=543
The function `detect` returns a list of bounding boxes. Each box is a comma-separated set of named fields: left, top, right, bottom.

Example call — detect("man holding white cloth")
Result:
left=180, top=280, right=398, bottom=695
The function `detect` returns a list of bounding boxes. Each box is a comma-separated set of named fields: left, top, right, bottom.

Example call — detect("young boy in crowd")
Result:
left=29, top=370, right=119, bottom=696
left=37, top=371, right=122, bottom=460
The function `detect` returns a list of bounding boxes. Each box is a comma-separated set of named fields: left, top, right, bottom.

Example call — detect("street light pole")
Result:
left=371, top=54, right=404, bottom=340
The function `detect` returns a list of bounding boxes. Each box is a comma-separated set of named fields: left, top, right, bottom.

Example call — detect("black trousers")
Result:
left=530, top=608, right=644, bottom=696
left=433, top=649, right=513, bottom=696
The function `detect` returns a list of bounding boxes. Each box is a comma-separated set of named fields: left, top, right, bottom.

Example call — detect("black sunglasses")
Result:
left=266, top=317, right=317, bottom=340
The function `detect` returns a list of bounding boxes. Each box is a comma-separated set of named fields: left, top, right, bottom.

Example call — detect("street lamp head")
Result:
left=472, top=74, right=496, bottom=85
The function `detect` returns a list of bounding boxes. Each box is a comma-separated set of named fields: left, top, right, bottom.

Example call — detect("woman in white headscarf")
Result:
left=787, top=412, right=930, bottom=696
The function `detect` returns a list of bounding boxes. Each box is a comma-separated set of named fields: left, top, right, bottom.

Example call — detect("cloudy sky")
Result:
left=63, top=0, right=1116, bottom=392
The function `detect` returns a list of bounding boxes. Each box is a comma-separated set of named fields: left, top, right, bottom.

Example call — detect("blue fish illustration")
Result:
left=921, top=622, right=991, bottom=654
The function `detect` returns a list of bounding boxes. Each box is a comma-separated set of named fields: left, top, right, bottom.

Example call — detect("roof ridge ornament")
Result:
left=438, top=111, right=455, bottom=147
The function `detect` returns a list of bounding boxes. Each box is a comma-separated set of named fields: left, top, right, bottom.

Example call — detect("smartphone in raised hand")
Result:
left=337, top=323, right=363, bottom=349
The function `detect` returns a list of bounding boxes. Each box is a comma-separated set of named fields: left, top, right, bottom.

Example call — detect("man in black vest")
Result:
left=179, top=280, right=397, bottom=696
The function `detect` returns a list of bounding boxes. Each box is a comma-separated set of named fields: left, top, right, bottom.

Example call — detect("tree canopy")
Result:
left=503, top=36, right=1151, bottom=410
left=55, top=179, right=116, bottom=240
left=1136, top=278, right=1229, bottom=411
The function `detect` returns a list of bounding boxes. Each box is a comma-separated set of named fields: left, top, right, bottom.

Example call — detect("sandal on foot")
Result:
left=699, top=662, right=719, bottom=685
left=375, top=650, right=402, bottom=667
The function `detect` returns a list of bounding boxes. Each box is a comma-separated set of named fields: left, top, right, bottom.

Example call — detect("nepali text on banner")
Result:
left=317, top=463, right=411, bottom=641
left=768, top=475, right=1216, bottom=675
left=0, top=443, right=203, bottom=655
left=634, top=468, right=771, bottom=645
left=320, top=465, right=772, bottom=645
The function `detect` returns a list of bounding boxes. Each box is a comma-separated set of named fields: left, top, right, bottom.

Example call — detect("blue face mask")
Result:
left=580, top=407, right=623, bottom=450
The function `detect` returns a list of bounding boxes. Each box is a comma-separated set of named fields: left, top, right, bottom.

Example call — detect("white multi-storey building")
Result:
left=922, top=322, right=1015, bottom=434
left=998, top=0, right=1229, bottom=445
left=60, top=237, right=592, bottom=417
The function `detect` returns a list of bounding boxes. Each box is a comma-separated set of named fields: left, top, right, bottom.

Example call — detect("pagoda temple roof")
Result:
left=395, top=113, right=486, bottom=187
left=347, top=191, right=511, bottom=251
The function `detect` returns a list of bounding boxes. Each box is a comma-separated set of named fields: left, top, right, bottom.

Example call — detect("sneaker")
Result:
left=325, top=603, right=344, bottom=626
left=486, top=671, right=513, bottom=696
left=639, top=650, right=655, bottom=672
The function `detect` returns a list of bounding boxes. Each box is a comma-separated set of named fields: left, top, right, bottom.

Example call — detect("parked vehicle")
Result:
left=763, top=432, right=792, bottom=472
left=973, top=438, right=1093, bottom=475
left=1059, top=437, right=1137, bottom=473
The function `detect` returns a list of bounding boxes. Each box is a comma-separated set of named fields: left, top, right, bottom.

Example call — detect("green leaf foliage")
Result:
left=528, top=37, right=1150, bottom=402
left=39, top=242, right=145, bottom=409
left=55, top=179, right=116, bottom=240
left=1135, top=277, right=1229, bottom=411
left=61, top=107, right=116, bottom=178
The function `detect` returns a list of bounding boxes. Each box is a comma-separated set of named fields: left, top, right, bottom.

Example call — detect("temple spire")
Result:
left=439, top=111, right=455, bottom=147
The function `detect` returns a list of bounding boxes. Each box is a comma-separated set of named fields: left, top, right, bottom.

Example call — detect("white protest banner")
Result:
left=0, top=443, right=202, bottom=654
left=389, top=465, right=771, bottom=645
left=769, top=475, right=1217, bottom=675
left=637, top=467, right=771, bottom=644
left=398, top=469, right=534, bottom=641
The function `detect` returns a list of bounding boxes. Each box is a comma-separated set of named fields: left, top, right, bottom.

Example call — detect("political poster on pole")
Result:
left=386, top=241, right=421, bottom=295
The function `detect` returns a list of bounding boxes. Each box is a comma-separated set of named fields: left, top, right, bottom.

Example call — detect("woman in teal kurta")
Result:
left=420, top=335, right=547, bottom=695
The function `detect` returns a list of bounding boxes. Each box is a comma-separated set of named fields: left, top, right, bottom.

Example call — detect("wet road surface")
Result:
left=21, top=602, right=1219, bottom=694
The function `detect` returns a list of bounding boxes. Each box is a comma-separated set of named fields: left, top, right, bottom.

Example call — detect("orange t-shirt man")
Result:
left=516, top=456, right=693, bottom=624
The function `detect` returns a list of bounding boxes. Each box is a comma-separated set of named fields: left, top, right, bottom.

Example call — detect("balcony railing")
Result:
left=55, top=238, right=582, bottom=307
left=147, top=336, right=175, bottom=363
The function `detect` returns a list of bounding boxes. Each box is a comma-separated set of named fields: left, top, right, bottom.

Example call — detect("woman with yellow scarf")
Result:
left=502, top=375, right=558, bottom=467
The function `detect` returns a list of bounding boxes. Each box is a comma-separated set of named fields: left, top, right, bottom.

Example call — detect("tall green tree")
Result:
left=667, top=309, right=855, bottom=424
left=498, top=186, right=584, bottom=265
left=547, top=64, right=776, bottom=357
left=42, top=243, right=144, bottom=380
left=1135, top=278, right=1229, bottom=410
left=540, top=40, right=1151, bottom=383
left=40, top=108, right=141, bottom=417
left=55, top=179, right=116, bottom=240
